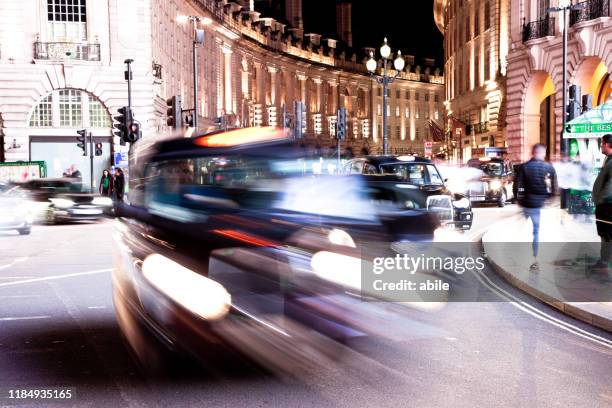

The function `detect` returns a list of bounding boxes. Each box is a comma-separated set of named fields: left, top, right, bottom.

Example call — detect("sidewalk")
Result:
left=482, top=208, right=612, bottom=332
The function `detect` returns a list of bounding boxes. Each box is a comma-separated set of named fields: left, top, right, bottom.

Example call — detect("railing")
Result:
left=570, top=0, right=610, bottom=26
left=34, top=42, right=100, bottom=61
left=473, top=121, right=489, bottom=134
left=522, top=17, right=556, bottom=42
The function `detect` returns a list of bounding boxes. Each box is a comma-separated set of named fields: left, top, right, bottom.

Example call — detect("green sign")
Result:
left=569, top=122, right=612, bottom=134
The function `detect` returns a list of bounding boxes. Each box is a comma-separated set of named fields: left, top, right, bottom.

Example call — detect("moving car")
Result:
left=113, top=127, right=440, bottom=373
left=0, top=183, right=32, bottom=235
left=342, top=156, right=473, bottom=230
left=18, top=178, right=112, bottom=224
left=466, top=157, right=515, bottom=207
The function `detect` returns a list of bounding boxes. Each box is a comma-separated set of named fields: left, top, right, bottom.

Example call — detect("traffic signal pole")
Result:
left=89, top=131, right=94, bottom=193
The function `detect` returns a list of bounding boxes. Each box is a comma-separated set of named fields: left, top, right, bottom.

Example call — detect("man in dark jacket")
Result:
left=515, top=144, right=557, bottom=270
left=114, top=168, right=125, bottom=201
left=591, top=134, right=612, bottom=272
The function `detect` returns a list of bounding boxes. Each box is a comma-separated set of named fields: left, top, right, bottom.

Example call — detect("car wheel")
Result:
left=18, top=228, right=31, bottom=235
left=498, top=191, right=506, bottom=207
left=113, top=291, right=175, bottom=376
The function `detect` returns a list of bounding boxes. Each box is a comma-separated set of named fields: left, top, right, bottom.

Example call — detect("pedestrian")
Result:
left=114, top=168, right=125, bottom=201
left=591, top=134, right=612, bottom=273
left=64, top=164, right=82, bottom=179
left=515, top=144, right=557, bottom=271
left=99, top=169, right=113, bottom=197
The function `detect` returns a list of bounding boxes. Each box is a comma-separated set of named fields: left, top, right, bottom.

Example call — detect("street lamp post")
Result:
left=177, top=15, right=208, bottom=132
left=366, top=38, right=405, bottom=155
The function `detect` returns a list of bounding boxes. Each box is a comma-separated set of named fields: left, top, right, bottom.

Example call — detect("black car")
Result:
left=466, top=157, right=515, bottom=207
left=342, top=156, right=473, bottom=230
left=18, top=178, right=112, bottom=224
left=113, top=128, right=441, bottom=373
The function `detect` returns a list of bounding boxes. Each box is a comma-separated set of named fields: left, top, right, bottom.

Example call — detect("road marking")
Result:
left=0, top=257, right=29, bottom=272
left=469, top=267, right=612, bottom=350
left=0, top=268, right=111, bottom=288
left=87, top=305, right=107, bottom=310
left=0, top=315, right=51, bottom=322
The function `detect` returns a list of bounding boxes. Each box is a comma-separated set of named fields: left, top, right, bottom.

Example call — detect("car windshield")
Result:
left=478, top=162, right=503, bottom=176
left=379, top=163, right=444, bottom=185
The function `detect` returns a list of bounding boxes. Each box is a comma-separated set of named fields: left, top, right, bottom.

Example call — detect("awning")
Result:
left=564, top=100, right=612, bottom=139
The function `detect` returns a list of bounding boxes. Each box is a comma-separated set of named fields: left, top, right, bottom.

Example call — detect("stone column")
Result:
left=221, top=44, right=233, bottom=115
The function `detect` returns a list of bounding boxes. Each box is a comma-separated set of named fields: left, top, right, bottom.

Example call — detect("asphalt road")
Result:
left=0, top=208, right=611, bottom=408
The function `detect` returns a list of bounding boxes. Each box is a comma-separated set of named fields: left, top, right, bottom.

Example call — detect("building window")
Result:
left=377, top=88, right=382, bottom=97
left=538, top=0, right=550, bottom=19
left=387, top=105, right=391, bottom=117
left=416, top=127, right=420, bottom=140
left=474, top=4, right=480, bottom=37
left=434, top=94, right=439, bottom=103
left=396, top=106, right=400, bottom=117
left=425, top=93, right=429, bottom=102
left=405, top=107, right=410, bottom=118
left=47, top=0, right=87, bottom=41
left=377, top=104, right=381, bottom=116
left=29, top=89, right=110, bottom=129
left=425, top=109, right=430, bottom=119
left=415, top=108, right=420, bottom=119
left=88, top=95, right=111, bottom=128
left=434, top=110, right=440, bottom=120
left=396, top=126, right=401, bottom=139
left=484, top=2, right=491, bottom=30
left=29, top=94, right=53, bottom=127
left=59, top=89, right=82, bottom=127
left=396, top=90, right=401, bottom=98
left=415, top=92, right=420, bottom=101
left=405, top=90, right=410, bottom=99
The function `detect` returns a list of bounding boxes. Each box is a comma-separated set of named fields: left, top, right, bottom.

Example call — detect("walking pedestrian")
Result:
left=591, top=134, right=612, bottom=273
left=515, top=144, right=557, bottom=271
left=114, top=168, right=125, bottom=202
left=99, top=169, right=113, bottom=197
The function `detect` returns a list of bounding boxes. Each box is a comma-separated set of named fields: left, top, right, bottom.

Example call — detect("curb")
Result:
left=484, top=243, right=612, bottom=333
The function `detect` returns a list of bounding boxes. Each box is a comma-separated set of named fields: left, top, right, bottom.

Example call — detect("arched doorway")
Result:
left=524, top=71, right=556, bottom=160
left=573, top=56, right=610, bottom=107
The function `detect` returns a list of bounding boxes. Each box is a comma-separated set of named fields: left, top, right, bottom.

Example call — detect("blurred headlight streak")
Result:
left=311, top=251, right=362, bottom=291
left=327, top=229, right=356, bottom=248
left=50, top=198, right=75, bottom=209
left=92, top=197, right=113, bottom=206
left=142, top=254, right=231, bottom=320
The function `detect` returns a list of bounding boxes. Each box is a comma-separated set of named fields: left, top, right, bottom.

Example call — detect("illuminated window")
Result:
left=405, top=107, right=410, bottom=118
left=377, top=104, right=381, bottom=116
left=88, top=95, right=111, bottom=128
left=434, top=110, right=440, bottom=120
left=59, top=89, right=82, bottom=127
left=47, top=0, right=87, bottom=41
left=396, top=106, right=400, bottom=117
left=29, top=94, right=52, bottom=127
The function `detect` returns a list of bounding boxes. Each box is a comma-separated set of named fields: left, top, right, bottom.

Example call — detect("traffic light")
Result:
left=582, top=94, right=593, bottom=113
left=336, top=107, right=347, bottom=140
left=76, top=129, right=88, bottom=156
left=566, top=100, right=581, bottom=122
left=166, top=96, right=182, bottom=129
left=127, top=122, right=141, bottom=143
left=282, top=108, right=293, bottom=130
left=114, top=107, right=131, bottom=142
left=95, top=142, right=103, bottom=156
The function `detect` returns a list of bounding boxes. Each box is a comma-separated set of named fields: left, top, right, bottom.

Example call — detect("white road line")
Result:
left=0, top=315, right=51, bottom=322
left=470, top=267, right=612, bottom=349
left=86, top=305, right=107, bottom=309
left=0, top=257, right=29, bottom=272
left=0, top=268, right=111, bottom=288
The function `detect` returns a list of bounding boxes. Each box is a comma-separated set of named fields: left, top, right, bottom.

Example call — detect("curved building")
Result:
left=435, top=0, right=510, bottom=161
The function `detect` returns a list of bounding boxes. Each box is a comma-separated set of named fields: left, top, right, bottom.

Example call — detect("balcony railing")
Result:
left=473, top=121, right=489, bottom=134
left=34, top=42, right=100, bottom=61
left=522, top=17, right=556, bottom=42
left=570, top=0, right=610, bottom=25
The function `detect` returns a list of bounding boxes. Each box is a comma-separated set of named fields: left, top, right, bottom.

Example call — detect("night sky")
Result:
left=301, top=0, right=443, bottom=67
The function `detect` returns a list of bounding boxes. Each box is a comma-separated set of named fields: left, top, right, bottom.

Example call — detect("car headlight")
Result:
left=489, top=180, right=502, bottom=191
left=311, top=251, right=362, bottom=290
left=92, top=196, right=113, bottom=206
left=453, top=197, right=471, bottom=209
left=142, top=254, right=231, bottom=321
left=50, top=198, right=75, bottom=209
left=327, top=228, right=356, bottom=248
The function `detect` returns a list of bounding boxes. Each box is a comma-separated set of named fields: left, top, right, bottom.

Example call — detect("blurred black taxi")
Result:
left=466, top=157, right=515, bottom=207
left=342, top=156, right=473, bottom=230
left=18, top=178, right=112, bottom=224
left=113, top=127, right=440, bottom=373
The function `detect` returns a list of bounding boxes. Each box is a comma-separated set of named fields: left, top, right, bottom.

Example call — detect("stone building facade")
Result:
left=435, top=0, right=509, bottom=161
left=0, top=0, right=445, bottom=183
